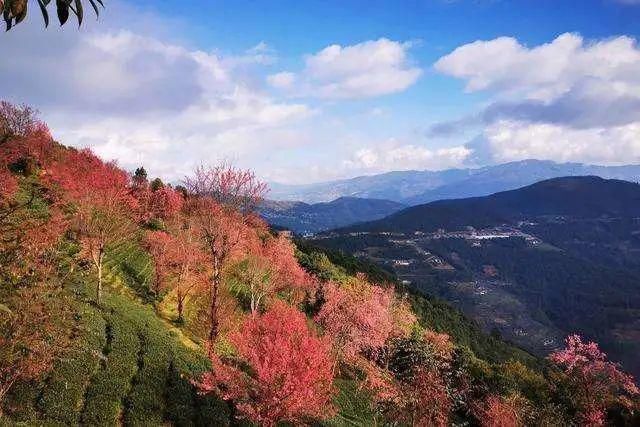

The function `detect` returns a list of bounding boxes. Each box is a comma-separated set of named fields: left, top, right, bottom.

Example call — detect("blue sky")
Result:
left=1, top=0, right=639, bottom=184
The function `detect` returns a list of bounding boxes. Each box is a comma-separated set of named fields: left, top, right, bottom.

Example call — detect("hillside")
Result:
left=269, top=160, right=640, bottom=204
left=2, top=105, right=638, bottom=426
left=312, top=177, right=640, bottom=378
left=343, top=176, right=640, bottom=233
left=259, top=196, right=405, bottom=234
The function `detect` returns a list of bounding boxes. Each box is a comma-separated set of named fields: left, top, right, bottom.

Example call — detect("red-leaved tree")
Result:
left=183, top=163, right=267, bottom=351
left=143, top=230, right=174, bottom=297
left=47, top=149, right=137, bottom=303
left=315, top=275, right=415, bottom=362
left=549, top=334, right=639, bottom=425
left=228, top=233, right=313, bottom=315
left=198, top=302, right=335, bottom=426
left=166, top=214, right=207, bottom=323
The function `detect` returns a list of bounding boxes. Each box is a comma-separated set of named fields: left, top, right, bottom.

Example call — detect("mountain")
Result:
left=311, top=177, right=640, bottom=377
left=343, top=176, right=640, bottom=233
left=269, top=160, right=640, bottom=205
left=259, top=196, right=405, bottom=234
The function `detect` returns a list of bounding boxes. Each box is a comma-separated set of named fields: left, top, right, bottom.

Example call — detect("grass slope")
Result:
left=3, top=238, right=231, bottom=426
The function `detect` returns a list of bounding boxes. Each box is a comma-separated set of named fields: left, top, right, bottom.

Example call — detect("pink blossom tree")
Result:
left=549, top=334, right=639, bottom=425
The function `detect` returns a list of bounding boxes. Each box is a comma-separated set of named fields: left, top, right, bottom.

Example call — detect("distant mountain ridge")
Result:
left=259, top=196, right=405, bottom=234
left=269, top=160, right=640, bottom=205
left=342, top=176, right=640, bottom=233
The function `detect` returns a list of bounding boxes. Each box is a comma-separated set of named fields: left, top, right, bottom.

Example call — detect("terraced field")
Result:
left=7, top=235, right=469, bottom=426
left=3, top=238, right=231, bottom=426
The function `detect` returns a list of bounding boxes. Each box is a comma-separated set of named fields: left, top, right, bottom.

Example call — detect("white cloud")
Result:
left=267, top=72, right=297, bottom=89
left=268, top=38, right=422, bottom=99
left=434, top=33, right=640, bottom=165
left=343, top=140, right=472, bottom=173
left=484, top=120, right=640, bottom=165
left=435, top=33, right=640, bottom=103
left=0, top=8, right=312, bottom=183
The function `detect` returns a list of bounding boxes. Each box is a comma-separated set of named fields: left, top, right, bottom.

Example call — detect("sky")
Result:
left=1, top=0, right=640, bottom=184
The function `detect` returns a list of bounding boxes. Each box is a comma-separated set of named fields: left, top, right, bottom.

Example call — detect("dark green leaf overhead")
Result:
left=1, top=0, right=103, bottom=30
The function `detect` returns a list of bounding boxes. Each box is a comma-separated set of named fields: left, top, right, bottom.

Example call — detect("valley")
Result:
left=304, top=177, right=640, bottom=378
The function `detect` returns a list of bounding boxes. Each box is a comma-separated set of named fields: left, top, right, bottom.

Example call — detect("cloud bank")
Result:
left=433, top=33, right=640, bottom=165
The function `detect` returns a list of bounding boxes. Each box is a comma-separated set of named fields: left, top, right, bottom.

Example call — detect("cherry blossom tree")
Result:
left=143, top=230, right=174, bottom=297
left=393, top=368, right=452, bottom=427
left=183, top=163, right=267, bottom=351
left=184, top=163, right=267, bottom=214
left=475, top=394, right=531, bottom=427
left=0, top=168, right=17, bottom=205
left=165, top=214, right=206, bottom=322
left=315, top=275, right=415, bottom=362
left=134, top=183, right=183, bottom=224
left=198, top=302, right=335, bottom=426
left=228, top=233, right=313, bottom=315
left=549, top=334, right=639, bottom=425
left=0, top=101, right=40, bottom=143
left=47, top=149, right=136, bottom=304
left=0, top=196, right=71, bottom=413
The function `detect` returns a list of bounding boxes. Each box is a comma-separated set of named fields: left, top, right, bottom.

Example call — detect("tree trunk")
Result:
left=208, top=257, right=221, bottom=356
left=96, top=250, right=104, bottom=304
left=177, top=292, right=184, bottom=323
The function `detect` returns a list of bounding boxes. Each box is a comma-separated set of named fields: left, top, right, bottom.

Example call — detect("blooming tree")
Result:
left=48, top=149, right=136, bottom=303
left=166, top=214, right=207, bottom=322
left=199, top=302, right=335, bottom=426
left=315, top=275, right=415, bottom=361
left=475, top=394, right=531, bottom=427
left=183, top=163, right=267, bottom=351
left=134, top=184, right=183, bottom=224
left=143, top=230, right=175, bottom=297
left=549, top=334, right=639, bottom=425
left=228, top=233, right=313, bottom=315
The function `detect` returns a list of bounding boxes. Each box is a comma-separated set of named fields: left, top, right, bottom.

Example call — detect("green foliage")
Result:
left=296, top=240, right=396, bottom=284
left=2, top=0, right=105, bottom=31
left=490, top=360, right=551, bottom=405
left=37, top=305, right=107, bottom=425
left=2, top=233, right=230, bottom=425
left=134, top=166, right=148, bottom=182
left=324, top=379, right=381, bottom=426
left=407, top=290, right=538, bottom=367
left=81, top=308, right=140, bottom=425
left=150, top=177, right=165, bottom=192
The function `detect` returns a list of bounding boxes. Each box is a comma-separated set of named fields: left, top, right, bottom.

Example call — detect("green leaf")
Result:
left=88, top=0, right=99, bottom=17
left=3, top=0, right=13, bottom=31
left=74, top=0, right=82, bottom=25
left=56, top=0, right=69, bottom=25
left=37, top=0, right=50, bottom=27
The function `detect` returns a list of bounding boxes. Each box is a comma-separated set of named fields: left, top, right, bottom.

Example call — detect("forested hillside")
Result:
left=323, top=177, right=640, bottom=378
left=259, top=197, right=405, bottom=234
left=1, top=102, right=639, bottom=426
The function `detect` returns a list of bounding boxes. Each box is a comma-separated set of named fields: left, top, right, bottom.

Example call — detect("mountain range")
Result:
left=269, top=160, right=640, bottom=205
left=342, top=176, right=640, bottom=233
